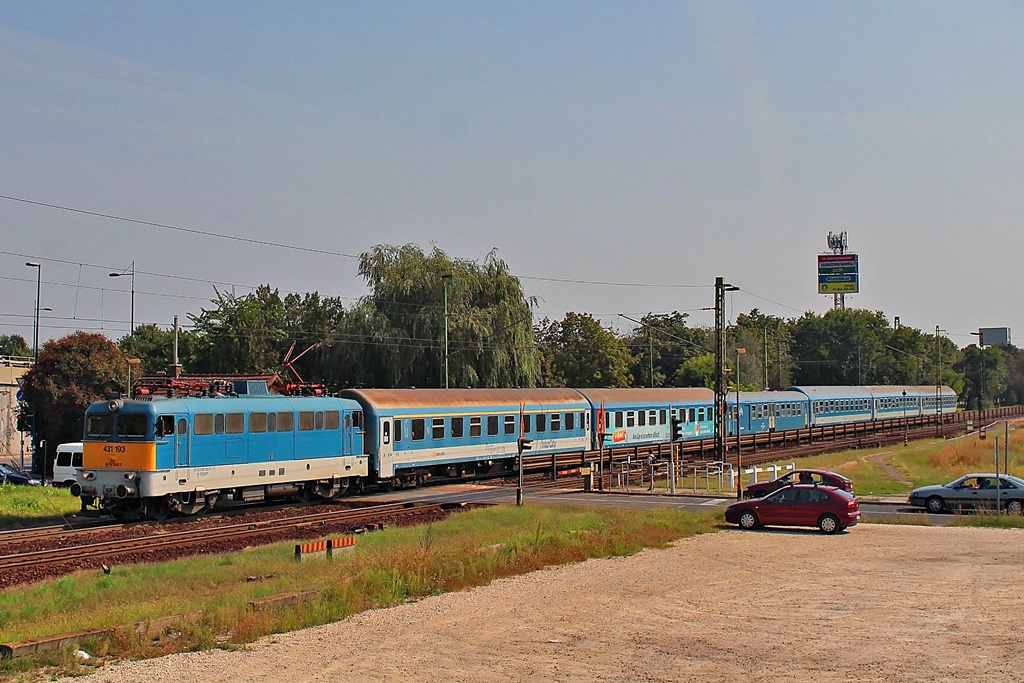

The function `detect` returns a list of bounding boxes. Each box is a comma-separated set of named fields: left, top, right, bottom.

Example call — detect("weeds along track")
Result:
left=0, top=501, right=467, bottom=589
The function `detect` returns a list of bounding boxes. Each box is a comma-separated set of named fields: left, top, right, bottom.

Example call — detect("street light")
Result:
left=734, top=347, right=746, bottom=499
left=441, top=273, right=453, bottom=389
left=108, top=261, right=135, bottom=334
left=25, top=262, right=41, bottom=477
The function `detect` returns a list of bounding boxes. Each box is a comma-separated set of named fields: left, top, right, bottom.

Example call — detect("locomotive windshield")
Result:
left=86, top=415, right=113, bottom=438
left=84, top=413, right=149, bottom=440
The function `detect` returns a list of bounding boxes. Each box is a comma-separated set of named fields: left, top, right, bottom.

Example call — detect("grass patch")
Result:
left=0, top=504, right=720, bottom=677
left=0, top=484, right=81, bottom=528
left=738, top=421, right=1024, bottom=496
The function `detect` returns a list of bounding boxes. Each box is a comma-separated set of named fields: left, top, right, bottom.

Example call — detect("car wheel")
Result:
left=738, top=511, right=759, bottom=530
left=818, top=514, right=840, bottom=534
left=926, top=496, right=945, bottom=513
left=1007, top=500, right=1024, bottom=516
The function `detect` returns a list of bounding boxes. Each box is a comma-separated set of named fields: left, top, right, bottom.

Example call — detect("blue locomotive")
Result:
left=73, top=382, right=956, bottom=518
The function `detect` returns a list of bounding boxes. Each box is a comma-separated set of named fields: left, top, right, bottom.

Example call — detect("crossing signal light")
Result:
left=518, top=437, right=533, bottom=452
left=16, top=414, right=27, bottom=433
left=670, top=415, right=683, bottom=441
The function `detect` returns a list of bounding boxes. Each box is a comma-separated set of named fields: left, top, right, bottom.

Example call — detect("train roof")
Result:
left=575, top=388, right=714, bottom=408
left=786, top=386, right=873, bottom=399
left=725, top=390, right=808, bottom=402
left=338, top=388, right=587, bottom=409
left=87, top=394, right=361, bottom=414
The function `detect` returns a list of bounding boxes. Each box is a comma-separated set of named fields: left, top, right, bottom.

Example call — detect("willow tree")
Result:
left=350, top=244, right=539, bottom=388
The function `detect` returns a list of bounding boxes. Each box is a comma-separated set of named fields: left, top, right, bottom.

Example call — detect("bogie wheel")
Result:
left=926, top=496, right=945, bottom=514
left=1007, top=499, right=1024, bottom=516
left=818, top=514, right=840, bottom=534
left=738, top=511, right=759, bottom=530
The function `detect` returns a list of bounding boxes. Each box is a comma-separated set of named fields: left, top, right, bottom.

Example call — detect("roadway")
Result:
left=350, top=482, right=954, bottom=524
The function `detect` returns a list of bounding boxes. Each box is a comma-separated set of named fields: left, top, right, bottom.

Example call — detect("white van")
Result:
left=53, top=442, right=83, bottom=487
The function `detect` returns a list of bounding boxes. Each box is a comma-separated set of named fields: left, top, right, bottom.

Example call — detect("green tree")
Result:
left=675, top=352, right=717, bottom=389
left=20, top=332, right=126, bottom=474
left=537, top=312, right=632, bottom=388
left=189, top=285, right=288, bottom=374
left=0, top=334, right=31, bottom=357
left=345, top=245, right=539, bottom=388
left=733, top=309, right=792, bottom=390
left=117, top=324, right=202, bottom=377
left=627, top=313, right=712, bottom=388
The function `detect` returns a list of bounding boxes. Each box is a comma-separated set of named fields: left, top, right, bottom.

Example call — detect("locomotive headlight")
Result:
left=107, top=399, right=121, bottom=412
left=82, top=471, right=96, bottom=480
left=124, top=472, right=136, bottom=480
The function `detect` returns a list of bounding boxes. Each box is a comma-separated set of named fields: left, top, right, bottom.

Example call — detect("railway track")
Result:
left=0, top=501, right=465, bottom=589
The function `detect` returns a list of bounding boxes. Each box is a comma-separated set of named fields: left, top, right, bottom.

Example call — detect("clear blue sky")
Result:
left=1, top=1, right=1021, bottom=351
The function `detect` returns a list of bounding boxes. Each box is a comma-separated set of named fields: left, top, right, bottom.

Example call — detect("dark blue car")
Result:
left=0, top=463, right=40, bottom=486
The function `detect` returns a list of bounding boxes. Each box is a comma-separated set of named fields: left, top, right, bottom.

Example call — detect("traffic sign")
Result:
left=819, top=274, right=857, bottom=283
left=15, top=390, right=23, bottom=401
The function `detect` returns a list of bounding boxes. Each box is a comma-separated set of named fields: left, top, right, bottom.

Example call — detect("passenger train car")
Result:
left=73, top=382, right=957, bottom=518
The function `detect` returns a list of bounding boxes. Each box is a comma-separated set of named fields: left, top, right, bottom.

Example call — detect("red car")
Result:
left=725, top=484, right=860, bottom=534
left=743, top=469, right=853, bottom=499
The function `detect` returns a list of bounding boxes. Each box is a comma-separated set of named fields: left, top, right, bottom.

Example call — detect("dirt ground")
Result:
left=59, top=524, right=1024, bottom=682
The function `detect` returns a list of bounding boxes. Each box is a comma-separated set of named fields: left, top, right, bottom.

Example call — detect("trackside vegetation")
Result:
left=0, top=485, right=81, bottom=528
left=0, top=504, right=720, bottom=678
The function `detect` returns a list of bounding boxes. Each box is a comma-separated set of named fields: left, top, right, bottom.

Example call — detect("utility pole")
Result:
left=442, top=274, right=452, bottom=389
left=935, top=326, right=946, bottom=436
left=763, top=328, right=768, bottom=390
left=714, top=277, right=738, bottom=464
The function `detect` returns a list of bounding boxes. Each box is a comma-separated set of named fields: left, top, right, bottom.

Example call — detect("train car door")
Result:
left=769, top=404, right=776, bottom=432
left=175, top=417, right=190, bottom=468
left=378, top=416, right=394, bottom=477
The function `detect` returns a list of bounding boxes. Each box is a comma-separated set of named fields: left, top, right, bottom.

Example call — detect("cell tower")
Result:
left=826, top=231, right=850, bottom=311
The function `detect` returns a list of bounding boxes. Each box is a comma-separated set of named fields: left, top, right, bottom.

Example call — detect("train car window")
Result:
left=659, top=409, right=666, bottom=425
left=85, top=415, right=111, bottom=437
left=637, top=411, right=645, bottom=427
left=117, top=414, right=148, bottom=438
left=382, top=421, right=391, bottom=444
left=353, top=411, right=363, bottom=428
left=698, top=408, right=705, bottom=422
left=551, top=413, right=561, bottom=431
left=326, top=411, right=341, bottom=430
left=504, top=415, right=516, bottom=435
left=412, top=418, right=425, bottom=441
left=565, top=412, right=575, bottom=430
left=452, top=417, right=464, bottom=438
left=268, top=413, right=278, bottom=431
left=627, top=412, right=635, bottom=427
left=195, top=414, right=214, bottom=435
left=615, top=412, right=623, bottom=428
left=470, top=416, right=482, bottom=437
left=315, top=411, right=324, bottom=430
left=177, top=418, right=188, bottom=436
left=584, top=412, right=589, bottom=429
left=394, top=419, right=402, bottom=442
left=688, top=408, right=695, bottom=422
left=432, top=417, right=445, bottom=440
left=226, top=413, right=244, bottom=434
left=344, top=414, right=352, bottom=429
left=299, top=411, right=315, bottom=431
left=250, top=412, right=267, bottom=433
left=156, top=415, right=174, bottom=437
left=214, top=414, right=225, bottom=434
left=277, top=412, right=294, bottom=432
left=522, top=414, right=532, bottom=433
left=537, top=414, right=547, bottom=432
left=487, top=415, right=499, bottom=436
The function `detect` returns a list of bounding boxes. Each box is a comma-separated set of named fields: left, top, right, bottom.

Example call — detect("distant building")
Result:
left=0, top=356, right=32, bottom=466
